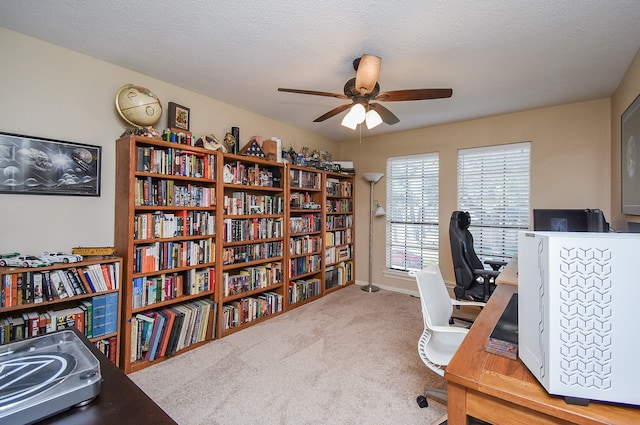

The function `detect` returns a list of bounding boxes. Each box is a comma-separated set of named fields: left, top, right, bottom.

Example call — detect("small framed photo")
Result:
left=168, top=102, right=190, bottom=131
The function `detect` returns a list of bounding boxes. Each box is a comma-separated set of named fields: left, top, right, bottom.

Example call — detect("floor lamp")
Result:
left=362, top=172, right=385, bottom=293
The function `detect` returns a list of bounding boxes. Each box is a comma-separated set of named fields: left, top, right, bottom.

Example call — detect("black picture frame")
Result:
left=168, top=102, right=190, bottom=131
left=0, top=131, right=101, bottom=196
left=622, top=93, right=640, bottom=215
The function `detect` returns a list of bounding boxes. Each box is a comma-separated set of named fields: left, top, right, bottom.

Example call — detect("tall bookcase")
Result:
left=0, top=257, right=122, bottom=366
left=114, top=135, right=220, bottom=373
left=285, top=165, right=324, bottom=309
left=219, top=153, right=286, bottom=337
left=324, top=172, right=355, bottom=292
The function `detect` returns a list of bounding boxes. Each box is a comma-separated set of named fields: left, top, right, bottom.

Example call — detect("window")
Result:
left=457, top=142, right=531, bottom=262
left=386, top=153, right=439, bottom=272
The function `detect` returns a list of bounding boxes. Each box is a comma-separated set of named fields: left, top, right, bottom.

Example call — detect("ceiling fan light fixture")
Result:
left=341, top=103, right=366, bottom=129
left=355, top=54, right=381, bottom=94
left=365, top=109, right=383, bottom=129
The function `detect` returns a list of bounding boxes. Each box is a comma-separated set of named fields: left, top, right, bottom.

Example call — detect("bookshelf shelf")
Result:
left=115, top=135, right=220, bottom=373
left=0, top=256, right=123, bottom=366
left=324, top=172, right=355, bottom=291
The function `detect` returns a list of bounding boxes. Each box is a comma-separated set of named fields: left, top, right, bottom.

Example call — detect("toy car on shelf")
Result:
left=40, top=251, right=83, bottom=264
left=301, top=202, right=321, bottom=210
left=0, top=254, right=52, bottom=268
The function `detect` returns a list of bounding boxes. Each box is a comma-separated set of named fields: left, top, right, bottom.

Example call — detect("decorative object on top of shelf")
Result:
left=195, top=133, right=226, bottom=152
left=167, top=101, right=190, bottom=131
left=0, top=131, right=101, bottom=197
left=621, top=93, right=640, bottom=215
left=278, top=54, right=452, bottom=129
left=231, top=127, right=240, bottom=154
left=115, top=84, right=162, bottom=128
left=0, top=253, right=52, bottom=268
left=72, top=246, right=116, bottom=258
left=39, top=252, right=83, bottom=264
left=362, top=172, right=385, bottom=293
left=240, top=137, right=265, bottom=158
left=223, top=132, right=236, bottom=153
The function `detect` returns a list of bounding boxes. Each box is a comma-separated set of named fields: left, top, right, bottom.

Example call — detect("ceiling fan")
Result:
left=278, top=54, right=453, bottom=129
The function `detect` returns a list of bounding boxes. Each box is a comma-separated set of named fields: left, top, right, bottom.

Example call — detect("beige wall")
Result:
left=611, top=48, right=640, bottom=231
left=0, top=28, right=336, bottom=253
left=339, top=99, right=612, bottom=294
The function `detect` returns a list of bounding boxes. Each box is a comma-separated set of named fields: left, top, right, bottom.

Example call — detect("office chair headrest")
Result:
left=452, top=211, right=471, bottom=230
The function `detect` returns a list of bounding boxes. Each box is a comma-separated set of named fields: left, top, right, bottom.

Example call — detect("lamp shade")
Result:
left=362, top=172, right=384, bottom=183
left=365, top=109, right=383, bottom=129
left=375, top=204, right=386, bottom=216
left=341, top=103, right=366, bottom=129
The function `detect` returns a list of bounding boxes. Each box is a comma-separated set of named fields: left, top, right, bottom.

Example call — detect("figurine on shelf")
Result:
left=224, top=132, right=236, bottom=153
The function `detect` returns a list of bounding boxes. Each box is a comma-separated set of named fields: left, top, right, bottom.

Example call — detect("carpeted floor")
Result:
left=130, top=284, right=447, bottom=424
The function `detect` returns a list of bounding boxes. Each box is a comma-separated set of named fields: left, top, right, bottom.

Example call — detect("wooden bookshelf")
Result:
left=114, top=135, right=220, bottom=373
left=218, top=153, right=286, bottom=337
left=324, top=171, right=355, bottom=292
left=285, top=165, right=324, bottom=309
left=0, top=256, right=123, bottom=366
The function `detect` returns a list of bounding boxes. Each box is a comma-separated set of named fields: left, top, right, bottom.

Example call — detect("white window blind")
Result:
left=386, top=153, right=439, bottom=272
left=457, top=142, right=530, bottom=262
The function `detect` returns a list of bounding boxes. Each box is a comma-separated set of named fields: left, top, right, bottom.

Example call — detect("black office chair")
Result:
left=449, top=211, right=507, bottom=302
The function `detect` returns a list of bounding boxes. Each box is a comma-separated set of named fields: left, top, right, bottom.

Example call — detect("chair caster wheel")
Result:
left=417, top=395, right=429, bottom=408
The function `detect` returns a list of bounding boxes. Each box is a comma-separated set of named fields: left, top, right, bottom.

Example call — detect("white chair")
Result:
left=409, top=263, right=486, bottom=425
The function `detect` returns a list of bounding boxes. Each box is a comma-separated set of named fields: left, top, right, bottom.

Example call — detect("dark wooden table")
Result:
left=37, top=328, right=177, bottom=425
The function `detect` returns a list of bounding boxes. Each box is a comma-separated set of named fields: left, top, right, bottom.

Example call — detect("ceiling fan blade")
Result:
left=369, top=103, right=400, bottom=125
left=355, top=54, right=381, bottom=95
left=374, top=88, right=453, bottom=102
left=313, top=103, right=353, bottom=122
left=278, top=88, right=348, bottom=99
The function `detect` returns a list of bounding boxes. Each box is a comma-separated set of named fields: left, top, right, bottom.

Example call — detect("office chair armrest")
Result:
left=451, top=299, right=486, bottom=308
left=430, top=325, right=469, bottom=334
left=473, top=268, right=500, bottom=278
left=484, top=259, right=508, bottom=271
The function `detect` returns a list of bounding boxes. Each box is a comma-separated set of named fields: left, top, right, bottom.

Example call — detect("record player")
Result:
left=0, top=330, right=102, bottom=425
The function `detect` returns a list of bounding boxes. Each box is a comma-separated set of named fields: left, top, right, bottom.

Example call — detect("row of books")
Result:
left=130, top=298, right=217, bottom=362
left=325, top=214, right=353, bottom=230
left=326, top=228, right=352, bottom=246
left=0, top=292, right=118, bottom=345
left=134, top=210, right=216, bottom=240
left=221, top=292, right=283, bottom=331
left=222, top=217, right=284, bottom=242
left=289, top=214, right=323, bottom=233
left=134, top=177, right=216, bottom=207
left=136, top=145, right=216, bottom=179
left=133, top=239, right=215, bottom=273
left=289, top=278, right=321, bottom=304
left=325, top=261, right=354, bottom=288
left=325, top=245, right=352, bottom=265
left=288, top=254, right=322, bottom=278
left=222, top=241, right=283, bottom=265
left=289, top=168, right=321, bottom=190
left=95, top=335, right=118, bottom=365
left=132, top=267, right=214, bottom=309
left=224, top=161, right=281, bottom=187
left=289, top=234, right=322, bottom=256
left=223, top=192, right=284, bottom=215
left=325, top=178, right=352, bottom=197
left=222, top=262, right=283, bottom=297
left=326, top=198, right=352, bottom=213
left=1, top=263, right=119, bottom=308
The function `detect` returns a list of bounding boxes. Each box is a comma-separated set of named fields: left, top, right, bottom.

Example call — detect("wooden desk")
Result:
left=444, top=284, right=640, bottom=425
left=495, top=256, right=518, bottom=286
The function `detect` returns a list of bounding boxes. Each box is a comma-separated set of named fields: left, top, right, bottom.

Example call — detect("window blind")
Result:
left=386, top=153, right=439, bottom=271
left=457, top=142, right=531, bottom=262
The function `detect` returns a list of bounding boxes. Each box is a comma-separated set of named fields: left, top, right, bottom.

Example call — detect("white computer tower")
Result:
left=518, top=231, right=639, bottom=405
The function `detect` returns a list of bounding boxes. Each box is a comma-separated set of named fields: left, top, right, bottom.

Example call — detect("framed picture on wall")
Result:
left=168, top=102, right=190, bottom=131
left=0, top=131, right=101, bottom=196
left=622, top=93, right=640, bottom=215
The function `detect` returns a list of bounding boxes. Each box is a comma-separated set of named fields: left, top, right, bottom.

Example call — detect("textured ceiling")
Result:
left=1, top=1, right=640, bottom=141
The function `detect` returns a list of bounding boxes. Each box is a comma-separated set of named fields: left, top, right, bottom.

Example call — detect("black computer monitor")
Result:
left=533, top=208, right=609, bottom=232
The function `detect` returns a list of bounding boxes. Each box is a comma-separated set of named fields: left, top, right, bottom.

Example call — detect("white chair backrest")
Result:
left=413, top=263, right=453, bottom=328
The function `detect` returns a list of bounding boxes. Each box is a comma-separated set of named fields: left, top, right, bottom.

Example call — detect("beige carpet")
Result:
left=130, top=284, right=447, bottom=424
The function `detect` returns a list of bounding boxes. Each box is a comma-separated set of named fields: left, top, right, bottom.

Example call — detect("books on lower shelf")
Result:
left=129, top=298, right=217, bottom=363
left=484, top=293, right=518, bottom=359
